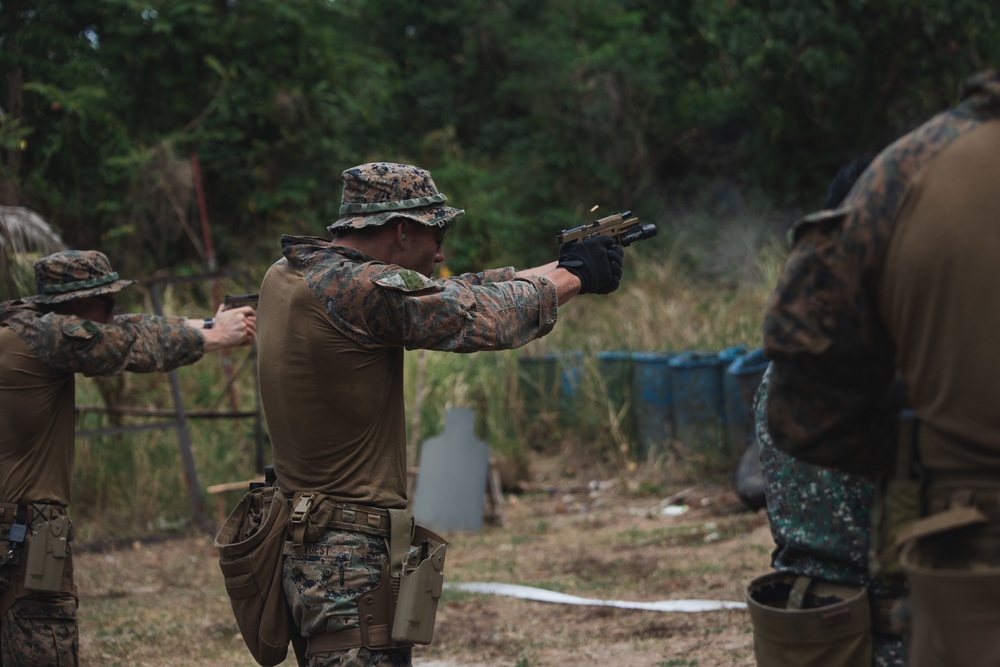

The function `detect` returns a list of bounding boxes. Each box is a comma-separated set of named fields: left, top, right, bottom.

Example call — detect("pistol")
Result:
left=557, top=210, right=657, bottom=247
left=223, top=293, right=259, bottom=310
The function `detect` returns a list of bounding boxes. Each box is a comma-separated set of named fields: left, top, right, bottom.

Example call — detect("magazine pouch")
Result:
left=899, top=511, right=1000, bottom=667
left=746, top=571, right=872, bottom=667
left=214, top=485, right=292, bottom=666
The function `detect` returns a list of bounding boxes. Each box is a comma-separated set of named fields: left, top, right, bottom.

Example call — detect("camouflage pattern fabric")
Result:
left=283, top=528, right=412, bottom=667
left=330, top=162, right=465, bottom=231
left=262, top=234, right=564, bottom=662
left=762, top=70, right=1000, bottom=479
left=1, top=520, right=78, bottom=666
left=0, top=300, right=207, bottom=665
left=303, top=647, right=411, bottom=667
left=1, top=302, right=205, bottom=505
left=755, top=367, right=906, bottom=666
left=1, top=303, right=204, bottom=377
left=24, top=249, right=134, bottom=305
left=0, top=593, right=78, bottom=667
left=280, top=235, right=558, bottom=350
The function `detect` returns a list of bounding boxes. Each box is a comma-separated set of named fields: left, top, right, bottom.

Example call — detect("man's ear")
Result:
left=395, top=220, right=408, bottom=243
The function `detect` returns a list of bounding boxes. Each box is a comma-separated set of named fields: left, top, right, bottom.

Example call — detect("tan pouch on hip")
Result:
left=746, top=571, right=872, bottom=667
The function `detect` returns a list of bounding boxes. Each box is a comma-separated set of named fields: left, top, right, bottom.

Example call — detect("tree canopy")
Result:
left=3, top=0, right=998, bottom=276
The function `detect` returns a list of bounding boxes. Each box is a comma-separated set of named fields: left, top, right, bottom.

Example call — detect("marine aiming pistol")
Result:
left=222, top=293, right=259, bottom=310
left=557, top=210, right=657, bottom=247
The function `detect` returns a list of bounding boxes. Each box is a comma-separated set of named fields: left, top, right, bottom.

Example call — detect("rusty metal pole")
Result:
left=190, top=152, right=242, bottom=414
left=150, top=284, right=211, bottom=534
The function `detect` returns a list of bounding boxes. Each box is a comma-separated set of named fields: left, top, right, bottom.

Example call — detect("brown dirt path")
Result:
left=74, top=454, right=773, bottom=666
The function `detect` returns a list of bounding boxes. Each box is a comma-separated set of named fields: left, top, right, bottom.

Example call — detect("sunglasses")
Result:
left=435, top=223, right=452, bottom=248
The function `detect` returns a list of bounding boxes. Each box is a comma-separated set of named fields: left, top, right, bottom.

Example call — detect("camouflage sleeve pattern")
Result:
left=762, top=72, right=998, bottom=478
left=451, top=267, right=517, bottom=285
left=7, top=309, right=204, bottom=377
left=282, top=236, right=558, bottom=352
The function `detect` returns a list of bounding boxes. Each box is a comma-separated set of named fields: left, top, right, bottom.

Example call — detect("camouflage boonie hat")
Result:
left=25, top=250, right=135, bottom=304
left=327, top=162, right=465, bottom=232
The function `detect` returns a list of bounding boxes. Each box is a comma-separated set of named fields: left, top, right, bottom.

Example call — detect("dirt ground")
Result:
left=73, top=454, right=773, bottom=667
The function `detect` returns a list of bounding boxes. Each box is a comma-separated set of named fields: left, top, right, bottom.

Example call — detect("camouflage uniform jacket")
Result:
left=257, top=235, right=559, bottom=508
left=0, top=301, right=204, bottom=505
left=763, top=70, right=1000, bottom=479
left=283, top=235, right=560, bottom=351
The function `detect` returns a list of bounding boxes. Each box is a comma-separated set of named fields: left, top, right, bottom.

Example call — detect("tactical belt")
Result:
left=322, top=502, right=391, bottom=537
left=295, top=505, right=441, bottom=655
left=287, top=493, right=392, bottom=547
left=924, top=476, right=1000, bottom=519
left=307, top=628, right=365, bottom=656
left=286, top=493, right=394, bottom=554
left=0, top=502, right=66, bottom=524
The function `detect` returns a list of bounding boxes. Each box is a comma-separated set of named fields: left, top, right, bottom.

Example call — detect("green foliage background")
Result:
left=5, top=0, right=998, bottom=274
left=3, top=0, right=999, bottom=538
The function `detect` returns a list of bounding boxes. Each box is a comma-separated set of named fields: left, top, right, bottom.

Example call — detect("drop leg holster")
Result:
left=0, top=502, right=75, bottom=620
left=305, top=506, right=447, bottom=657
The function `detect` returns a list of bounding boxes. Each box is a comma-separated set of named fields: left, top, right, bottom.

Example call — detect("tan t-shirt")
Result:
left=763, top=72, right=1000, bottom=478
left=0, top=328, right=76, bottom=505
left=257, top=238, right=559, bottom=508
left=878, top=120, right=1000, bottom=471
left=0, top=304, right=204, bottom=505
left=258, top=261, right=408, bottom=507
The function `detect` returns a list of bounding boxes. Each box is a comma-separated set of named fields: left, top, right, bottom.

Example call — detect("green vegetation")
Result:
left=67, top=227, right=777, bottom=540
left=4, top=1, right=998, bottom=277
left=5, top=2, right=998, bottom=538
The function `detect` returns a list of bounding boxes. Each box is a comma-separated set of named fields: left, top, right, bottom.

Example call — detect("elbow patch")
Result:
left=60, top=319, right=101, bottom=341
left=373, top=268, right=442, bottom=293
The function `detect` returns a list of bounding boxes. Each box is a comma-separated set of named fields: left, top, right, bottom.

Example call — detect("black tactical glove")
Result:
left=557, top=236, right=625, bottom=295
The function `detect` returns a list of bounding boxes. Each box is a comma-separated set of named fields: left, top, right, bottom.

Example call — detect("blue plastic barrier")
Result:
left=715, top=345, right=747, bottom=456
left=668, top=351, right=729, bottom=458
left=597, top=351, right=634, bottom=442
left=723, top=347, right=770, bottom=455
left=630, top=352, right=676, bottom=458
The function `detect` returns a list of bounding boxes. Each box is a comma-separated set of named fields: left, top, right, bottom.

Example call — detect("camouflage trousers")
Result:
left=872, top=633, right=905, bottom=667
left=283, top=528, right=412, bottom=667
left=0, top=521, right=78, bottom=667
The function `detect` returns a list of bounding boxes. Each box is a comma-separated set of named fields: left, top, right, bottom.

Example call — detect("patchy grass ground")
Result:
left=74, top=455, right=772, bottom=667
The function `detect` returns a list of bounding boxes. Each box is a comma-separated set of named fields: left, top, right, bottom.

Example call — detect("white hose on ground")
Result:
left=444, top=582, right=747, bottom=612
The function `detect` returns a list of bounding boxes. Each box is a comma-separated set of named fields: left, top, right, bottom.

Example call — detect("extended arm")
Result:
left=516, top=235, right=624, bottom=305
left=185, top=305, right=256, bottom=352
left=515, top=262, right=581, bottom=305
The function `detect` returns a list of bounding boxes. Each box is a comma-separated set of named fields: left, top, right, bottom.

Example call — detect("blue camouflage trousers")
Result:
left=283, top=528, right=412, bottom=667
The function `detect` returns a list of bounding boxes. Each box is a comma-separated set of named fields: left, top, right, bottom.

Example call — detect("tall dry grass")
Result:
left=68, top=212, right=790, bottom=540
left=407, top=211, right=788, bottom=495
